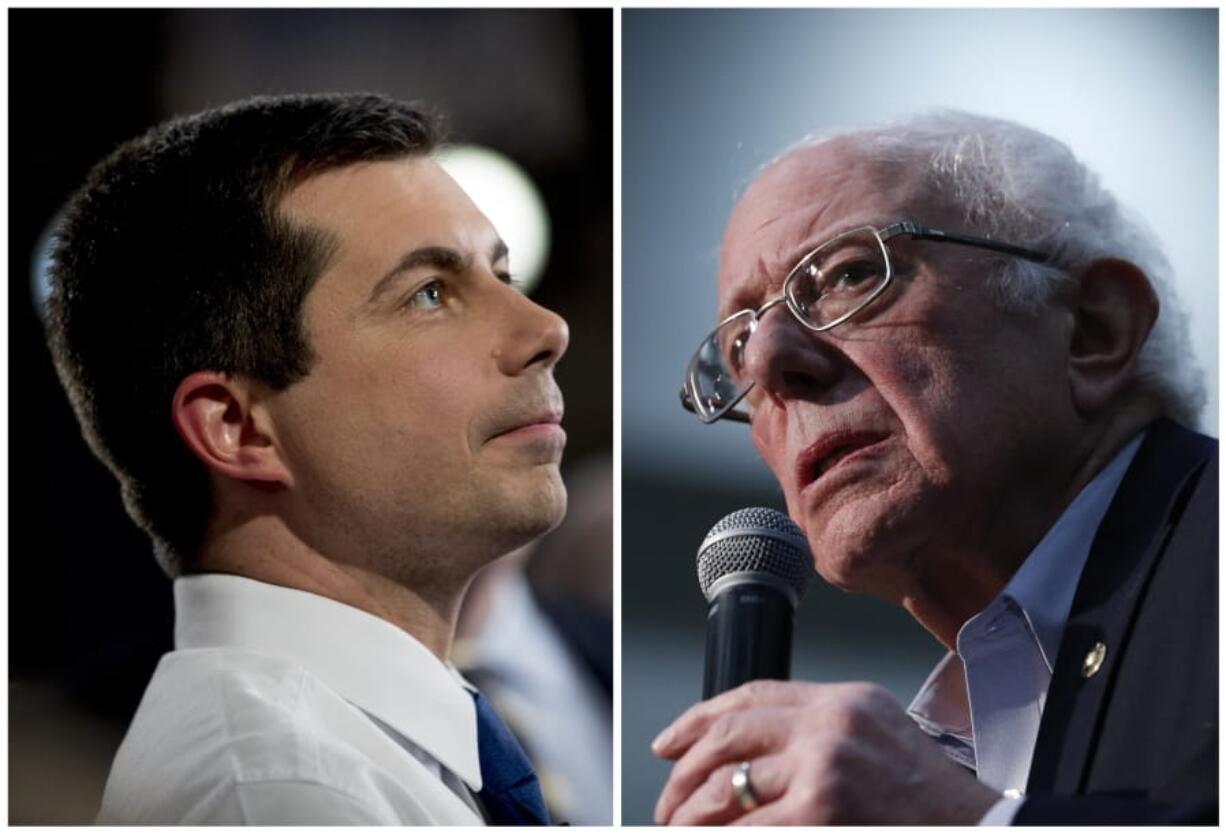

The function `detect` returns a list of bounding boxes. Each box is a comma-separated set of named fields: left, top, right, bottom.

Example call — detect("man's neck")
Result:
left=902, top=407, right=1156, bottom=649
left=192, top=515, right=470, bottom=660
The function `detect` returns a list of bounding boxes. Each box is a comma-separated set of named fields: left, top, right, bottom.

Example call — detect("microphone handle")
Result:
left=702, top=583, right=795, bottom=699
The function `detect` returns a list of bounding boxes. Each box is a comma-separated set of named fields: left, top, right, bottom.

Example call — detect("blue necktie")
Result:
left=472, top=690, right=550, bottom=826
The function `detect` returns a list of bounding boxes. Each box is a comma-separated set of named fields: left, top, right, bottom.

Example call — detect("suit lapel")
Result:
left=1027, top=421, right=1214, bottom=794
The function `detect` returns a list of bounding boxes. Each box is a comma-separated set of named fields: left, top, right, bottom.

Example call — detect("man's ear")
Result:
left=171, top=372, right=293, bottom=486
left=1066, top=257, right=1158, bottom=416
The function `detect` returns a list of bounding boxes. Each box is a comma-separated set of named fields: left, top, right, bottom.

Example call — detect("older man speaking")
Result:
left=657, top=112, right=1215, bottom=825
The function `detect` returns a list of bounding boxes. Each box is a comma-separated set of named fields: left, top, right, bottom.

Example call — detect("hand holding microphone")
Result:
left=652, top=508, right=1000, bottom=826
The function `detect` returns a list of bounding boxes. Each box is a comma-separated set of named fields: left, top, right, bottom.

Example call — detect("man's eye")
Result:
left=727, top=329, right=751, bottom=374
left=496, top=270, right=524, bottom=292
left=405, top=280, right=445, bottom=311
left=828, top=260, right=881, bottom=289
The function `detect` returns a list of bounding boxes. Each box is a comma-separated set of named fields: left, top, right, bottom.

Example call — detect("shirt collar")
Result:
left=999, top=432, right=1144, bottom=670
left=909, top=431, right=1145, bottom=733
left=172, top=573, right=482, bottom=789
left=908, top=651, right=973, bottom=743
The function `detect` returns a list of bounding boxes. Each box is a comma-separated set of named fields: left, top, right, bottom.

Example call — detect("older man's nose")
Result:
left=742, top=306, right=841, bottom=405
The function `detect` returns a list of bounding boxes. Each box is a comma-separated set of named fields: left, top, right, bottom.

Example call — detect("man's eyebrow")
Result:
left=718, top=257, right=772, bottom=319
left=368, top=239, right=511, bottom=305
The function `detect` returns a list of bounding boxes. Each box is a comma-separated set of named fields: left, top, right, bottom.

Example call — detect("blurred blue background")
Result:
left=622, top=8, right=1217, bottom=824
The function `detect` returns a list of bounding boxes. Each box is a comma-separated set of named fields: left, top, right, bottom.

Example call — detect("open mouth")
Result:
left=797, top=431, right=889, bottom=490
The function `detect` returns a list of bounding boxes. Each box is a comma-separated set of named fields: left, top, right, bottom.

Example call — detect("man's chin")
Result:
left=798, top=501, right=913, bottom=596
left=538, top=473, right=569, bottom=533
left=811, top=549, right=881, bottom=594
left=497, top=470, right=568, bottom=545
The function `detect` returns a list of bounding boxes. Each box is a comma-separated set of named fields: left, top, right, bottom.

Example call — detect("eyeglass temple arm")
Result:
left=678, top=387, right=753, bottom=424
left=893, top=221, right=1051, bottom=265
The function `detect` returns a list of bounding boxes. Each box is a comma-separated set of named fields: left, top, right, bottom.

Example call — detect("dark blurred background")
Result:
left=9, top=9, right=610, bottom=823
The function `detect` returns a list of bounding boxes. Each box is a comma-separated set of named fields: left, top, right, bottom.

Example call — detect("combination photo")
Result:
left=6, top=4, right=1218, bottom=828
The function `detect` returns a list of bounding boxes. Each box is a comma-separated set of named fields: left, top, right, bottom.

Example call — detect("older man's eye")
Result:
left=828, top=260, right=882, bottom=290
left=728, top=329, right=750, bottom=374
left=718, top=323, right=754, bottom=384
left=404, top=280, right=445, bottom=311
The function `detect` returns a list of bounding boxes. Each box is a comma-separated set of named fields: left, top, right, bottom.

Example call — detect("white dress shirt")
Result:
left=96, top=573, right=486, bottom=825
left=907, top=433, right=1143, bottom=824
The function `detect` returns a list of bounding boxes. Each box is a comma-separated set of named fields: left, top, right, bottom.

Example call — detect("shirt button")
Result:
left=1003, top=788, right=1024, bottom=799
left=1082, top=641, right=1107, bottom=677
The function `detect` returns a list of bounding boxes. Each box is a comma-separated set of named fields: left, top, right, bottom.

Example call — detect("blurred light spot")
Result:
left=435, top=144, right=550, bottom=296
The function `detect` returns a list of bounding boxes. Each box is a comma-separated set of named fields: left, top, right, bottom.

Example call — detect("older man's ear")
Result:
left=171, top=371, right=294, bottom=487
left=1065, top=257, right=1159, bottom=416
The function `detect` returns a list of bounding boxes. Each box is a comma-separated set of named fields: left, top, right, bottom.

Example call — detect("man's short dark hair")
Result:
left=46, top=93, right=439, bottom=576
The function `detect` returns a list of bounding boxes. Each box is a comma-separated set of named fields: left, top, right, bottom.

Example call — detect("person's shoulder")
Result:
left=1150, top=420, right=1216, bottom=533
left=95, top=646, right=438, bottom=824
left=1121, top=420, right=1216, bottom=523
left=1146, top=419, right=1216, bottom=462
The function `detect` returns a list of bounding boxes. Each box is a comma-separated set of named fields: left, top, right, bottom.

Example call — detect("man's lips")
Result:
left=795, top=430, right=890, bottom=492
left=487, top=411, right=565, bottom=442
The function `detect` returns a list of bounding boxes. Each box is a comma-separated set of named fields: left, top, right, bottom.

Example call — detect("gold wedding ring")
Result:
left=730, top=760, right=759, bottom=811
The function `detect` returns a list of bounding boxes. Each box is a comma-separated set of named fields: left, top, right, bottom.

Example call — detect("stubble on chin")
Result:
left=501, top=466, right=569, bottom=543
left=435, top=464, right=568, bottom=569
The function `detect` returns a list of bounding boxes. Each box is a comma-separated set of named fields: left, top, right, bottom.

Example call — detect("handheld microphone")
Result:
left=697, top=507, right=815, bottom=699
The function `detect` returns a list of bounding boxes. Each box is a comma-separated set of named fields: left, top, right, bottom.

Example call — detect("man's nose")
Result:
left=741, top=305, right=841, bottom=406
left=493, top=283, right=570, bottom=376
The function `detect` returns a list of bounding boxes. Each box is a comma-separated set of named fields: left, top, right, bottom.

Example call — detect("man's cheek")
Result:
left=750, top=420, right=788, bottom=481
left=751, top=428, right=808, bottom=532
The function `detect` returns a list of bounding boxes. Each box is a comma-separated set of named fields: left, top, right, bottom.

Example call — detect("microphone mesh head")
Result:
left=697, top=507, right=814, bottom=602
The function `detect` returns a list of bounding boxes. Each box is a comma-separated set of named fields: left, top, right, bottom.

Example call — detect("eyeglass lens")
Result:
left=690, top=310, right=755, bottom=419
left=689, top=228, right=890, bottom=420
left=786, top=228, right=890, bottom=327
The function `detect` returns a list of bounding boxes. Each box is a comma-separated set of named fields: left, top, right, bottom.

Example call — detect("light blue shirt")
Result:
left=907, top=432, right=1144, bottom=822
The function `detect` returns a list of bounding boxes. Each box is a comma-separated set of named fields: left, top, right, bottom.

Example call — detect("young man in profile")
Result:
left=48, top=93, right=566, bottom=825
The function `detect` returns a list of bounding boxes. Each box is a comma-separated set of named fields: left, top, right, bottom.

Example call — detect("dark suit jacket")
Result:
left=1015, top=420, right=1217, bottom=824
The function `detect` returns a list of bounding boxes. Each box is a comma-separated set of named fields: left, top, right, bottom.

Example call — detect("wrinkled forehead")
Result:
left=716, top=140, right=930, bottom=314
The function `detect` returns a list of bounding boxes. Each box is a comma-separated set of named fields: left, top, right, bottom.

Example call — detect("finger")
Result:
left=667, top=754, right=789, bottom=826
left=652, top=679, right=818, bottom=758
left=729, top=800, right=798, bottom=827
left=654, top=708, right=790, bottom=824
left=729, top=783, right=829, bottom=828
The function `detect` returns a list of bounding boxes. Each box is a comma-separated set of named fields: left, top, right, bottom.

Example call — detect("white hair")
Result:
left=787, top=110, right=1205, bottom=428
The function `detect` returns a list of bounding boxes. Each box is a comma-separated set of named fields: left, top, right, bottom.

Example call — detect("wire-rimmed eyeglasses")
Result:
left=680, top=220, right=1051, bottom=424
